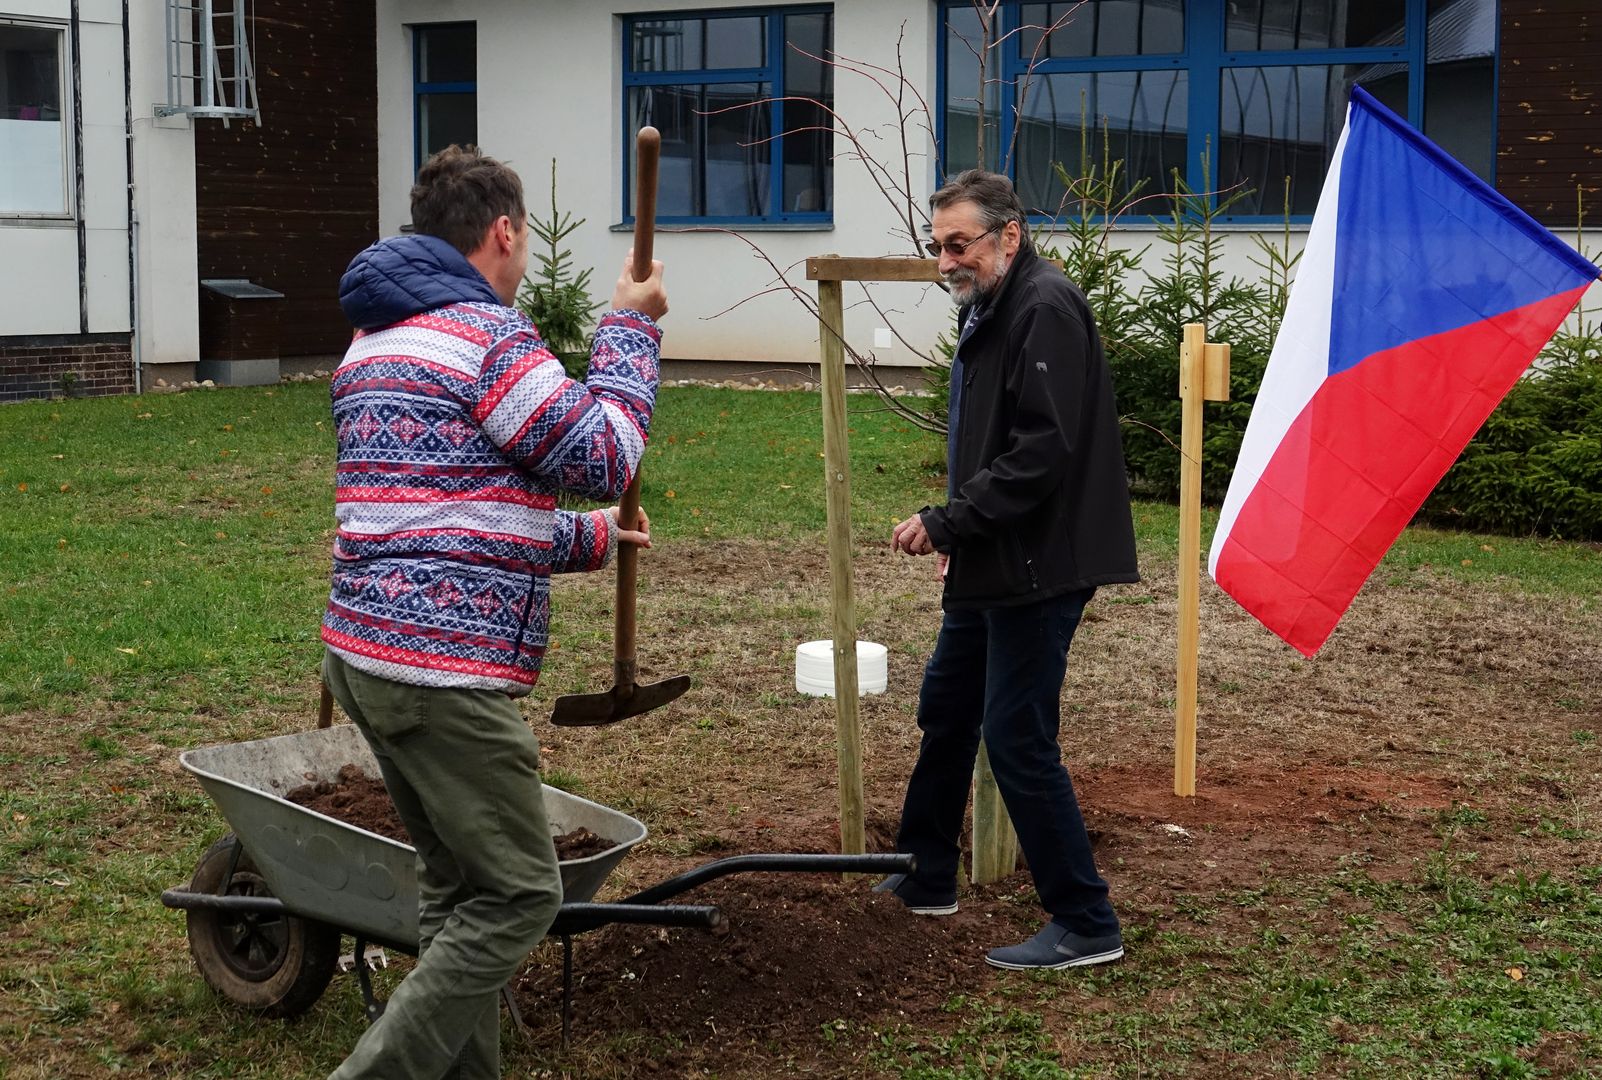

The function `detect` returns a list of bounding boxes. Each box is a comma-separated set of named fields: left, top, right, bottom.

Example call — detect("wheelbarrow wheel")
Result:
left=185, top=834, right=340, bottom=1018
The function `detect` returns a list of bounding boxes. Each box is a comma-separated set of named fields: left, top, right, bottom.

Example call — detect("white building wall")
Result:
left=376, top=0, right=962, bottom=369
left=0, top=0, right=199, bottom=377
left=127, top=0, right=198, bottom=370
left=80, top=4, right=129, bottom=333
left=0, top=233, right=80, bottom=332
left=372, top=2, right=1328, bottom=369
left=371, top=3, right=1592, bottom=369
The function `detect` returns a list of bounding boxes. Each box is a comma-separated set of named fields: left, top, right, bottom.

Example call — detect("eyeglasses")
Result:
left=924, top=223, right=1003, bottom=258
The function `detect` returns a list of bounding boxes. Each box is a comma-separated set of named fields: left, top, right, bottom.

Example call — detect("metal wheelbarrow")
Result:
left=161, top=724, right=913, bottom=1036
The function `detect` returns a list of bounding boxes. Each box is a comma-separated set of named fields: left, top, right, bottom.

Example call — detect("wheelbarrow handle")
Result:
left=551, top=901, right=724, bottom=936
left=161, top=887, right=287, bottom=915
left=621, top=852, right=917, bottom=907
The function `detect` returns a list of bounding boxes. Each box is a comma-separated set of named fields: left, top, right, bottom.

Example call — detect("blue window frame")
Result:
left=622, top=6, right=834, bottom=225
left=938, top=0, right=1498, bottom=223
left=413, top=23, right=477, bottom=174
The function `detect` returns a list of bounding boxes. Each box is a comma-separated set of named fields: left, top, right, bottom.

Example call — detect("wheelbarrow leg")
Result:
left=561, top=935, right=574, bottom=1048
left=352, top=934, right=385, bottom=1022
left=501, top=983, right=529, bottom=1041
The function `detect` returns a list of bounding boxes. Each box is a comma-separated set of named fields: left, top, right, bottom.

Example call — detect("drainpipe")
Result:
left=124, top=0, right=140, bottom=393
left=72, top=0, right=86, bottom=335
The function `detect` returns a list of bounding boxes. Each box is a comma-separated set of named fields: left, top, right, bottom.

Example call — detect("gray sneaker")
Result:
left=984, top=923, right=1124, bottom=970
left=872, top=873, right=958, bottom=916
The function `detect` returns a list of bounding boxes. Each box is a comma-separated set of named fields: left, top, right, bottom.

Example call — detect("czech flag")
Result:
left=1209, top=86, right=1599, bottom=657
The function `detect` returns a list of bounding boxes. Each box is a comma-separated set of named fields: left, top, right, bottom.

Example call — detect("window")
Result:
left=623, top=7, right=833, bottom=224
left=0, top=19, right=69, bottom=216
left=413, top=23, right=476, bottom=172
left=940, top=0, right=1497, bottom=222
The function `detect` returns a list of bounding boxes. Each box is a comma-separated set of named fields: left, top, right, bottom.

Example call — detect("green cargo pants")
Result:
left=323, top=650, right=562, bottom=1080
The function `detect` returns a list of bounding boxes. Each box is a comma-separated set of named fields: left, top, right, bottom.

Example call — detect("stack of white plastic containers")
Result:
left=795, top=640, right=888, bottom=697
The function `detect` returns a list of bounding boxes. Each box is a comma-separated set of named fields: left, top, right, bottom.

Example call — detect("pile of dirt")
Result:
left=513, top=872, right=1009, bottom=1051
left=284, top=764, right=617, bottom=860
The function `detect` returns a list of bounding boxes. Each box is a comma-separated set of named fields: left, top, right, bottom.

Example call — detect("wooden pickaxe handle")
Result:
left=613, top=126, right=659, bottom=689
left=631, top=126, right=659, bottom=285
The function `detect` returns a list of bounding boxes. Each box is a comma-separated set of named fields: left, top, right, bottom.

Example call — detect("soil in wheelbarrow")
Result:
left=284, top=763, right=615, bottom=859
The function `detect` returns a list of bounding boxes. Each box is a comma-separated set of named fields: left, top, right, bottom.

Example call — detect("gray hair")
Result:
left=929, top=169, right=1032, bottom=253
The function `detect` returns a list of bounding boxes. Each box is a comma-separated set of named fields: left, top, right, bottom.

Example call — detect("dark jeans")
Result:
left=895, top=588, right=1118, bottom=937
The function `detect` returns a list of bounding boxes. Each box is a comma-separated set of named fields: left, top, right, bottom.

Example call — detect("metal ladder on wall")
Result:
left=155, top=0, right=261, bottom=123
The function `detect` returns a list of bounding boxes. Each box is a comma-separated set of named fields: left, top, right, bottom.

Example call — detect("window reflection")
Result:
left=417, top=24, right=474, bottom=83
left=632, top=17, right=766, bottom=72
left=1423, top=0, right=1495, bottom=180
left=413, top=24, right=476, bottom=172
left=1225, top=0, right=1406, bottom=51
left=1017, top=70, right=1189, bottom=214
left=625, top=9, right=829, bottom=220
left=631, top=83, right=772, bottom=218
left=944, top=5, right=1002, bottom=172
left=783, top=13, right=833, bottom=214
left=1220, top=65, right=1407, bottom=215
left=937, top=1, right=1499, bottom=219
left=418, top=94, right=476, bottom=160
left=1020, top=1, right=1184, bottom=58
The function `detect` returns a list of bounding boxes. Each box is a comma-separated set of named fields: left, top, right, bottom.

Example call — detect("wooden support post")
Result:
left=815, top=274, right=865, bottom=856
left=1174, top=323, right=1229, bottom=797
left=803, top=256, right=1066, bottom=861
left=970, top=740, right=1018, bottom=883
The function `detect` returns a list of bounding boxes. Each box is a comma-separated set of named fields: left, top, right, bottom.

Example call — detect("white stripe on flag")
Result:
left=1208, top=109, right=1351, bottom=578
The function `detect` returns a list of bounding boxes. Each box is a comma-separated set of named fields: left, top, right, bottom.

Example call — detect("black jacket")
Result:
left=921, top=247, right=1139, bottom=608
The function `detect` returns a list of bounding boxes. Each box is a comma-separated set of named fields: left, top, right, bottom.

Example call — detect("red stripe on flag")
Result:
left=1214, top=286, right=1588, bottom=656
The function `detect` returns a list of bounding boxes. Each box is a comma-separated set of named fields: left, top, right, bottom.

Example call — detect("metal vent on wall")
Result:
left=155, top=0, right=260, bottom=122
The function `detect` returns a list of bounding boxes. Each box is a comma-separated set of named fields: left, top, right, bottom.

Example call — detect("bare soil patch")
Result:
left=479, top=539, right=1602, bottom=1075
left=515, top=876, right=1007, bottom=1051
left=100, top=537, right=1591, bottom=1078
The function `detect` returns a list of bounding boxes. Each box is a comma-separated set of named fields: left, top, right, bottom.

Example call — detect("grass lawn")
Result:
left=1, top=381, right=1598, bottom=1078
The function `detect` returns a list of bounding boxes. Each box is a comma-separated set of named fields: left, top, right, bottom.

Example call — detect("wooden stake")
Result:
left=816, top=275, right=865, bottom=856
left=970, top=740, right=1018, bottom=884
left=800, top=255, right=1061, bottom=863
left=1175, top=323, right=1206, bottom=797
left=1175, top=325, right=1230, bottom=797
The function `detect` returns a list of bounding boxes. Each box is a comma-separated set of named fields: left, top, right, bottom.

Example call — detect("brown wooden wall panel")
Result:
left=195, top=1, right=377, bottom=360
left=1497, top=1, right=1601, bottom=227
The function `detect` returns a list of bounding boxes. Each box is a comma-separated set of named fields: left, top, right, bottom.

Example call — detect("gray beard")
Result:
left=947, top=254, right=1012, bottom=308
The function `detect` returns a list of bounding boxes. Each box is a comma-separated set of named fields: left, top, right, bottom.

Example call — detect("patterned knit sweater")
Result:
left=323, top=234, right=660, bottom=695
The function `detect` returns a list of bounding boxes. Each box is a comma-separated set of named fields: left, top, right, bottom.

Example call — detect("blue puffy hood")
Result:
left=339, top=233, right=502, bottom=330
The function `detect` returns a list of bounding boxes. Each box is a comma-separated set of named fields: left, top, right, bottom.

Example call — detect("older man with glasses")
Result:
left=879, top=169, right=1140, bottom=970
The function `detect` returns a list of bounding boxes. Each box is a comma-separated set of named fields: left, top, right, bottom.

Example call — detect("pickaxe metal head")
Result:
left=548, top=661, right=692, bottom=727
